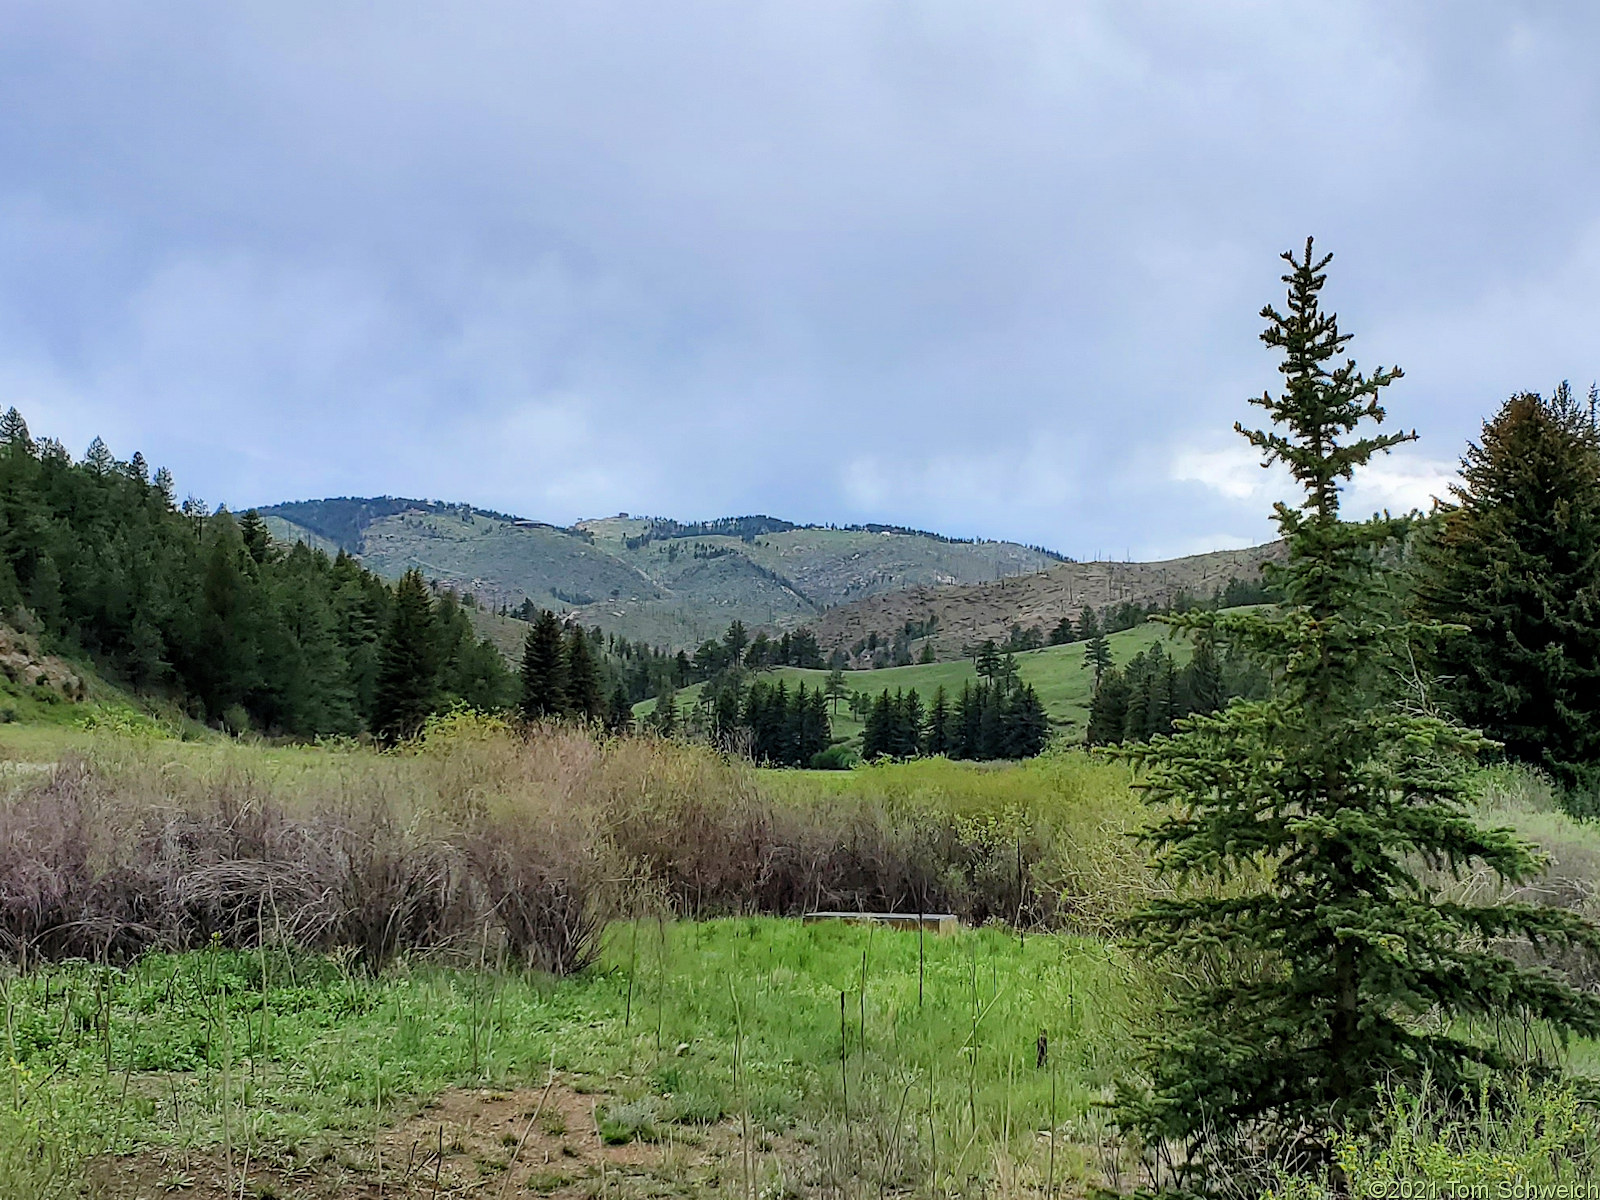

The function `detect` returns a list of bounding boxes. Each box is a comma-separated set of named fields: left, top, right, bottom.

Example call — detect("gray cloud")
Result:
left=1, top=1, right=1596, bottom=556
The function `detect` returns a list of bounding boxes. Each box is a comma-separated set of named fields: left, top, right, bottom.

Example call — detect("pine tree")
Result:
left=1048, top=615, right=1075, bottom=645
left=564, top=623, right=605, bottom=721
left=0, top=407, right=31, bottom=449
left=1085, top=668, right=1128, bottom=746
left=897, top=688, right=925, bottom=758
left=83, top=436, right=114, bottom=476
left=953, top=681, right=981, bottom=759
left=1417, top=385, right=1600, bottom=797
left=607, top=684, right=633, bottom=733
left=519, top=609, right=568, bottom=719
left=651, top=684, right=678, bottom=734
left=996, top=652, right=1020, bottom=689
left=1076, top=606, right=1099, bottom=641
left=824, top=666, right=848, bottom=714
left=239, top=509, right=274, bottom=564
left=710, top=681, right=739, bottom=748
left=926, top=685, right=950, bottom=755
left=1113, top=241, right=1600, bottom=1183
left=975, top=640, right=1001, bottom=681
left=1083, top=633, right=1111, bottom=684
left=372, top=569, right=440, bottom=743
left=1007, top=684, right=1050, bottom=758
left=723, top=619, right=749, bottom=664
left=1181, top=632, right=1226, bottom=716
left=862, top=690, right=892, bottom=759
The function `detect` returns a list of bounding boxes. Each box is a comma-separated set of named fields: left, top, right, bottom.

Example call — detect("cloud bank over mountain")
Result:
left=1, top=2, right=1595, bottom=555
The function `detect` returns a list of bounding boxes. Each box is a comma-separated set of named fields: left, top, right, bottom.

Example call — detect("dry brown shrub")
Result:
left=0, top=720, right=1145, bottom=971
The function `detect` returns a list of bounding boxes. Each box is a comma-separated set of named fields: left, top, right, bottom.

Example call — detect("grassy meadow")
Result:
left=2, top=719, right=1600, bottom=1196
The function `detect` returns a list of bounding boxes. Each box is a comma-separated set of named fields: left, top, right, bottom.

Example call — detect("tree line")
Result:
left=1084, top=636, right=1268, bottom=745
left=860, top=676, right=1050, bottom=761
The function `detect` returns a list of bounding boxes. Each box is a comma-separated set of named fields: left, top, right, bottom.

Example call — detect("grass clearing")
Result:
left=1, top=919, right=1135, bottom=1197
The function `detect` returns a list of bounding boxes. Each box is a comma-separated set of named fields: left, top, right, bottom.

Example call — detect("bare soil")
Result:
left=90, top=1078, right=811, bottom=1199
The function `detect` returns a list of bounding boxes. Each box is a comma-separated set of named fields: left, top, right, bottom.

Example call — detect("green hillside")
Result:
left=636, top=618, right=1192, bottom=745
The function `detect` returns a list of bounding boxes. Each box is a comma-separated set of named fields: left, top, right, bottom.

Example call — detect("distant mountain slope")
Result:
left=809, top=543, right=1284, bottom=657
left=260, top=498, right=1066, bottom=649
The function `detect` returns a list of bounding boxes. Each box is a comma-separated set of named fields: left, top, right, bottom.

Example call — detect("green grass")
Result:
left=1, top=920, right=1133, bottom=1196
left=638, top=618, right=1193, bottom=743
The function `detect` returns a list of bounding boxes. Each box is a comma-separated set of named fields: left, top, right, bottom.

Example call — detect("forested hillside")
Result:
left=0, top=410, right=513, bottom=738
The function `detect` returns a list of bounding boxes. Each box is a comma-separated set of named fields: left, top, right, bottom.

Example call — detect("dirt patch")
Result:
left=90, top=1078, right=804, bottom=1199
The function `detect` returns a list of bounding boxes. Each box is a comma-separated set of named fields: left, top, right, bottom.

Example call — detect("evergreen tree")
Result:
left=519, top=609, right=568, bottom=719
left=896, top=688, right=925, bottom=758
left=1417, top=385, right=1600, bottom=797
left=1008, top=683, right=1050, bottom=757
left=651, top=685, right=678, bottom=734
left=793, top=684, right=826, bottom=764
left=238, top=509, right=274, bottom=564
left=862, top=690, right=892, bottom=759
left=1085, top=668, right=1129, bottom=746
left=925, top=685, right=951, bottom=756
left=954, top=681, right=982, bottom=759
left=974, top=640, right=1001, bottom=681
left=564, top=622, right=605, bottom=720
left=1076, top=606, right=1099, bottom=641
left=996, top=652, right=1020, bottom=689
left=712, top=680, right=741, bottom=744
left=1083, top=633, right=1111, bottom=684
left=1113, top=241, right=1600, bottom=1183
left=824, top=666, right=848, bottom=714
left=606, top=684, right=633, bottom=733
left=723, top=619, right=749, bottom=664
left=1181, top=632, right=1226, bottom=716
left=1048, top=615, right=1075, bottom=645
left=372, top=569, right=439, bottom=743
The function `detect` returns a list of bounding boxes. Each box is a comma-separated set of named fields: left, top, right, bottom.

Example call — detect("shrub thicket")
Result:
left=0, top=719, right=1147, bottom=971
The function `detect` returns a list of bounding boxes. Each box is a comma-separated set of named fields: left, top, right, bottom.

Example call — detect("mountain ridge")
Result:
left=260, top=496, right=1271, bottom=652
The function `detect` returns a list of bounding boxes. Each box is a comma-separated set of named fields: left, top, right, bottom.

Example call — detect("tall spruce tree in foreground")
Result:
left=1417, top=385, right=1600, bottom=799
left=1114, top=241, right=1600, bottom=1186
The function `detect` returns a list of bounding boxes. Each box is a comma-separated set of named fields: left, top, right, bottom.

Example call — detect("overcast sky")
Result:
left=1, top=2, right=1596, bottom=559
